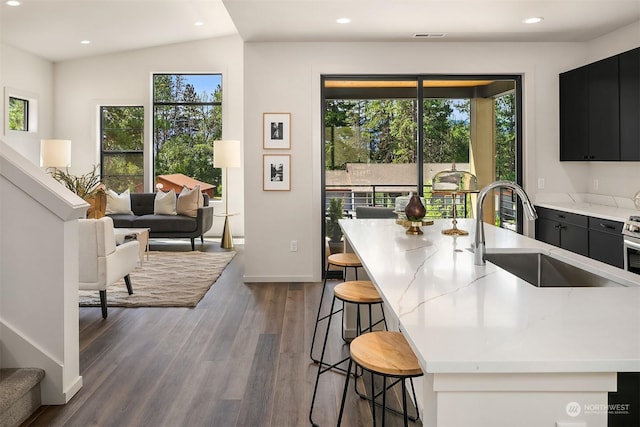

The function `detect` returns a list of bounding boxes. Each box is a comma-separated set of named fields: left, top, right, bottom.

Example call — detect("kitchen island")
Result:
left=339, top=218, right=640, bottom=427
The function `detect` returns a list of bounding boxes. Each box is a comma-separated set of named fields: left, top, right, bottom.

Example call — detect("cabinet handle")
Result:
left=557, top=215, right=565, bottom=219
left=599, top=223, right=615, bottom=230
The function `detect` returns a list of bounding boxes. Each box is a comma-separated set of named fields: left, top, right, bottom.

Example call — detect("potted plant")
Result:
left=50, top=165, right=106, bottom=218
left=326, top=197, right=344, bottom=253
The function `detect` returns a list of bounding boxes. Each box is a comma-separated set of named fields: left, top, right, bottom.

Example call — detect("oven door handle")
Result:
left=624, top=238, right=640, bottom=251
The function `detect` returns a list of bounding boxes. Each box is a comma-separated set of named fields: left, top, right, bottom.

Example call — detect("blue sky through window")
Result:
left=183, top=74, right=221, bottom=98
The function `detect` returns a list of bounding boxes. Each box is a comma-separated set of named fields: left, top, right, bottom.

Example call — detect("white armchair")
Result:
left=78, top=216, right=140, bottom=319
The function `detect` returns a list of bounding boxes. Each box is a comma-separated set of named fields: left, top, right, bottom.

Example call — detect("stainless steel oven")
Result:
left=622, top=216, right=640, bottom=275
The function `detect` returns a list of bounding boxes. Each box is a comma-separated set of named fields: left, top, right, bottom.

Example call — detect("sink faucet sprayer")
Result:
left=473, top=181, right=538, bottom=266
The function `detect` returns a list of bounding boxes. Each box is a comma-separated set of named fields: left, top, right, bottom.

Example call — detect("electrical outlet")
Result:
left=593, top=179, right=599, bottom=190
left=290, top=240, right=298, bottom=252
left=538, top=178, right=545, bottom=189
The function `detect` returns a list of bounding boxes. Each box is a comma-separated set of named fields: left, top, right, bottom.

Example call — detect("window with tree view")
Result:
left=323, top=76, right=520, bottom=252
left=9, top=96, right=28, bottom=131
left=100, top=106, right=144, bottom=192
left=153, top=74, right=222, bottom=198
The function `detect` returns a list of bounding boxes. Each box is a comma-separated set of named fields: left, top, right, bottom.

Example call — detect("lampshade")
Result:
left=432, top=163, right=478, bottom=192
left=213, top=140, right=241, bottom=168
left=40, top=139, right=71, bottom=168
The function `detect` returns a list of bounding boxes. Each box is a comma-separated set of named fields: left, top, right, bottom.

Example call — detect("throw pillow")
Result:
left=105, top=189, right=133, bottom=215
left=176, top=185, right=202, bottom=217
left=154, top=189, right=177, bottom=215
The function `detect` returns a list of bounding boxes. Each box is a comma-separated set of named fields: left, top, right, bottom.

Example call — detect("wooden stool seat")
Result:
left=334, top=281, right=383, bottom=304
left=328, top=252, right=362, bottom=268
left=350, top=331, right=423, bottom=377
left=310, top=279, right=389, bottom=426
left=338, top=331, right=423, bottom=426
left=311, top=252, right=365, bottom=366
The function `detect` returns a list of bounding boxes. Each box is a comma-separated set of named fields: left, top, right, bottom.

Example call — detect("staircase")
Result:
left=0, top=368, right=45, bottom=427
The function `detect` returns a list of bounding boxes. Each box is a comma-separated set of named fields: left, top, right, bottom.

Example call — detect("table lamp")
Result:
left=213, top=140, right=241, bottom=249
left=40, top=139, right=71, bottom=171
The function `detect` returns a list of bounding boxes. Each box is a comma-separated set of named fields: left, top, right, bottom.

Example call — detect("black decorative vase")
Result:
left=404, top=195, right=426, bottom=221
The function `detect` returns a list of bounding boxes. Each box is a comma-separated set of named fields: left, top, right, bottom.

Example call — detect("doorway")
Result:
left=321, top=74, right=523, bottom=258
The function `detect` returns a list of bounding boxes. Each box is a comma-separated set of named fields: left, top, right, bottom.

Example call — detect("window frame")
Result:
left=8, top=96, right=29, bottom=131
left=4, top=87, right=38, bottom=136
left=99, top=105, right=145, bottom=192
left=151, top=72, right=223, bottom=198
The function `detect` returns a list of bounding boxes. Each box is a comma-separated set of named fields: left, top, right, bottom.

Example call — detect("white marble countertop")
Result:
left=534, top=192, right=639, bottom=222
left=340, top=218, right=640, bottom=374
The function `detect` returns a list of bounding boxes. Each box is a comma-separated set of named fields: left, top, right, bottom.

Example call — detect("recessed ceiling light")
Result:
left=414, top=33, right=447, bottom=39
left=5, top=1, right=21, bottom=6
left=80, top=40, right=91, bottom=45
left=336, top=18, right=351, bottom=24
left=194, top=21, right=204, bottom=27
left=523, top=17, right=543, bottom=24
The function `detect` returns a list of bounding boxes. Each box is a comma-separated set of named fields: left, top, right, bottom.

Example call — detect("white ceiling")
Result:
left=1, top=0, right=639, bottom=63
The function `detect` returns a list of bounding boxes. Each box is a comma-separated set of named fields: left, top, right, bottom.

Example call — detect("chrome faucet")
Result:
left=473, top=180, right=538, bottom=265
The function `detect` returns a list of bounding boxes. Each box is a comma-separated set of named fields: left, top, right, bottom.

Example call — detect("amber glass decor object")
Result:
left=404, top=195, right=426, bottom=221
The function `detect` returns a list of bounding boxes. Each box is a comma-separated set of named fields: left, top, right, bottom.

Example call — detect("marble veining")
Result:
left=534, top=192, right=639, bottom=221
left=340, top=218, right=640, bottom=374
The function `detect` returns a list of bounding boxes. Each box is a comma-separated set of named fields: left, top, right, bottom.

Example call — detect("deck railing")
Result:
left=326, top=184, right=471, bottom=219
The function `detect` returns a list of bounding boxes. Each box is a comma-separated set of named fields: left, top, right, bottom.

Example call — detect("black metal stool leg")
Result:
left=310, top=296, right=352, bottom=425
left=336, top=358, right=353, bottom=427
left=310, top=295, right=336, bottom=426
left=409, top=377, right=420, bottom=421
left=310, top=262, right=331, bottom=362
left=402, top=379, right=409, bottom=427
left=371, top=369, right=376, bottom=427
left=382, top=375, right=387, bottom=427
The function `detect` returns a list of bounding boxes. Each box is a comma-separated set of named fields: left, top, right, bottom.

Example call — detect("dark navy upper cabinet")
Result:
left=560, top=66, right=590, bottom=160
left=620, top=47, right=640, bottom=161
left=588, top=56, right=620, bottom=160
left=560, top=47, right=640, bottom=162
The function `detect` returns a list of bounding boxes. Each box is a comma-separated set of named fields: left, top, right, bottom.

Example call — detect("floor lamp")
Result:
left=213, top=140, right=241, bottom=249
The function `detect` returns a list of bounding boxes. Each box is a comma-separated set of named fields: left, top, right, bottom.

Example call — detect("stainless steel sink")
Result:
left=484, top=252, right=625, bottom=288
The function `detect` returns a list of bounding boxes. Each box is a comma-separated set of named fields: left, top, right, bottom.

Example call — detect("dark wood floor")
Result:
left=24, top=239, right=421, bottom=427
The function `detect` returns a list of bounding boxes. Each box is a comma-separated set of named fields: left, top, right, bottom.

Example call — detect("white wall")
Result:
left=0, top=140, right=87, bottom=404
left=1, top=44, right=54, bottom=163
left=53, top=35, right=245, bottom=237
left=586, top=21, right=640, bottom=200
left=242, top=35, right=639, bottom=282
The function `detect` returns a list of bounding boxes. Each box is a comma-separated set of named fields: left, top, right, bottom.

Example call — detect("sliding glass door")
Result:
left=322, top=74, right=522, bottom=256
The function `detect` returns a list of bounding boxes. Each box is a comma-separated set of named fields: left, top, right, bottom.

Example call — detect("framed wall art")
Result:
left=263, top=154, right=291, bottom=191
left=263, top=112, right=291, bottom=149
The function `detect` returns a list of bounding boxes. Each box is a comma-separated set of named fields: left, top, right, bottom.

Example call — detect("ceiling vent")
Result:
left=413, top=33, right=446, bottom=39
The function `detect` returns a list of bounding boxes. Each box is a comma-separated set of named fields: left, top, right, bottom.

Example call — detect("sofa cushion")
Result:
left=129, top=193, right=156, bottom=216
left=176, top=185, right=202, bottom=217
left=132, top=215, right=197, bottom=233
left=105, top=189, right=133, bottom=215
left=154, top=189, right=177, bottom=215
left=107, top=214, right=138, bottom=228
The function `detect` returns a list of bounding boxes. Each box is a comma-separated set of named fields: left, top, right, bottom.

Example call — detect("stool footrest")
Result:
left=354, top=377, right=420, bottom=422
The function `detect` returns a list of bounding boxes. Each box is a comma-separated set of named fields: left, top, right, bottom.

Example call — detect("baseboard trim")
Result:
left=242, top=274, right=316, bottom=283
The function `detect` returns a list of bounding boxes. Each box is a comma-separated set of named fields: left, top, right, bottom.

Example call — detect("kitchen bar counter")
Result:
left=339, top=218, right=640, bottom=426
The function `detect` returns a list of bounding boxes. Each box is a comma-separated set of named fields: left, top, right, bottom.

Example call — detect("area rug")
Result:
left=79, top=251, right=235, bottom=308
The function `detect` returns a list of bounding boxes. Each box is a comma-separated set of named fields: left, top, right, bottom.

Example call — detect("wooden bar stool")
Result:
left=310, top=252, right=363, bottom=363
left=337, top=331, right=423, bottom=427
left=309, top=280, right=387, bottom=427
